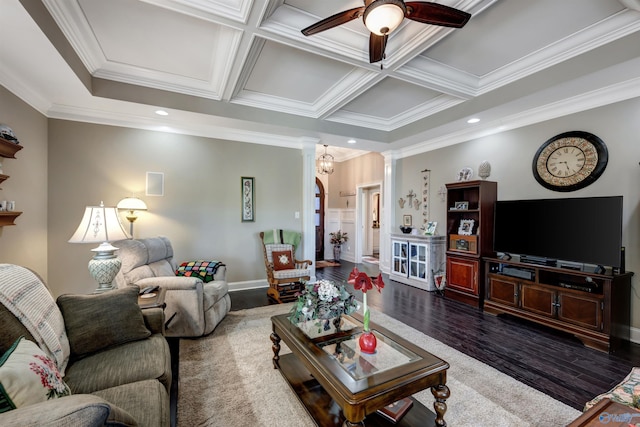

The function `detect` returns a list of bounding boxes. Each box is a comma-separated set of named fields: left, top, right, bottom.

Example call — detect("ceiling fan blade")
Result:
left=301, top=7, right=365, bottom=36
left=405, top=2, right=471, bottom=28
left=369, top=33, right=387, bottom=63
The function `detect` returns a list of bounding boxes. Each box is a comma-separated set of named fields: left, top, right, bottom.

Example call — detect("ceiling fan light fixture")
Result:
left=364, top=0, right=406, bottom=36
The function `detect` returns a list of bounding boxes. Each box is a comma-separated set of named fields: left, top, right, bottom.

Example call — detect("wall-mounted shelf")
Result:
left=0, top=137, right=22, bottom=158
left=0, top=212, right=22, bottom=226
left=0, top=173, right=8, bottom=187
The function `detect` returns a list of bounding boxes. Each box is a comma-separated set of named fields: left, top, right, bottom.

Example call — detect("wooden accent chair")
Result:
left=260, top=231, right=312, bottom=303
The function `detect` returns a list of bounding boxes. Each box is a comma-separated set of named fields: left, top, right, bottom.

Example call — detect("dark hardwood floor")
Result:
left=230, top=260, right=640, bottom=411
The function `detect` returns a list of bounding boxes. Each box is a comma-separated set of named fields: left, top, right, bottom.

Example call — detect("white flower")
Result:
left=317, top=280, right=339, bottom=302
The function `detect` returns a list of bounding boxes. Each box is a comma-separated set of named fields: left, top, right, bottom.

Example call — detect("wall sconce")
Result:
left=117, top=196, right=148, bottom=236
left=68, top=202, right=130, bottom=292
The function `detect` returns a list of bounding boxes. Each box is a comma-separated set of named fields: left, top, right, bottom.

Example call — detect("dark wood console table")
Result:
left=484, top=257, right=632, bottom=353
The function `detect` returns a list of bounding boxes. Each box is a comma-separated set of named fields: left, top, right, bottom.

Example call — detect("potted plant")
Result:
left=329, top=230, right=348, bottom=261
left=348, top=267, right=385, bottom=354
left=289, top=279, right=359, bottom=336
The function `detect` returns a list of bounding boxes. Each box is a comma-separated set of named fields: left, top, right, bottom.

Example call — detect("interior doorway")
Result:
left=315, top=178, right=325, bottom=261
left=357, top=184, right=381, bottom=264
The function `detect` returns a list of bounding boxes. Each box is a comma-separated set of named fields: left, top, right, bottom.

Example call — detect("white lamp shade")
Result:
left=117, top=197, right=148, bottom=211
left=69, top=204, right=131, bottom=244
left=364, top=2, right=405, bottom=36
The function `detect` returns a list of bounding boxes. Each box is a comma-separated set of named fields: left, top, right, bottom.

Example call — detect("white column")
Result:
left=380, top=151, right=398, bottom=275
left=301, top=138, right=318, bottom=281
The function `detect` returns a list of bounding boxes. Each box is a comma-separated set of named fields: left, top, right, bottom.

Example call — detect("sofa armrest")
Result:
left=141, top=307, right=165, bottom=335
left=135, top=276, right=202, bottom=291
left=0, top=394, right=138, bottom=426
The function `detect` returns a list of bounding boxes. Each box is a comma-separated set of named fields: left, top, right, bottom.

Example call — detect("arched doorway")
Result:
left=315, top=178, right=325, bottom=261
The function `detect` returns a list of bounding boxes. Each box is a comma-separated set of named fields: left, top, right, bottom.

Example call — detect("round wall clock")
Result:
left=532, top=131, right=608, bottom=192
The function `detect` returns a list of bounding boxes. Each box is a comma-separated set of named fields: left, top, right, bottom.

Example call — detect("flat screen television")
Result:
left=493, top=196, right=623, bottom=269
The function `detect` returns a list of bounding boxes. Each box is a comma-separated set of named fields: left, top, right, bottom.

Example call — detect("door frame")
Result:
left=315, top=178, right=325, bottom=261
left=355, top=181, right=383, bottom=264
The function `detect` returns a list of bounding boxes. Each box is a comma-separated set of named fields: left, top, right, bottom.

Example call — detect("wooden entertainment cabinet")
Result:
left=484, top=257, right=632, bottom=352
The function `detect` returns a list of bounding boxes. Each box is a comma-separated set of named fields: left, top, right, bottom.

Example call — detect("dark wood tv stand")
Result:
left=484, top=257, right=632, bottom=353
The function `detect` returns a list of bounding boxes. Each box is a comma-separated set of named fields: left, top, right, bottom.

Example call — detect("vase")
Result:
left=359, top=331, right=377, bottom=354
left=333, top=245, right=341, bottom=262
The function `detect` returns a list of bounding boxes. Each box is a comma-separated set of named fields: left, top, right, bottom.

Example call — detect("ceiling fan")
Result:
left=301, top=0, right=471, bottom=64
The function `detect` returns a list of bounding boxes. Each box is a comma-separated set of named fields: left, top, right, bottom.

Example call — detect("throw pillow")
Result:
left=57, top=287, right=150, bottom=358
left=0, top=337, right=71, bottom=413
left=272, top=250, right=295, bottom=271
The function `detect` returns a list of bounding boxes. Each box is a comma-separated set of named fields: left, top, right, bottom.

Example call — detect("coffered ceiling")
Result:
left=1, top=0, right=640, bottom=158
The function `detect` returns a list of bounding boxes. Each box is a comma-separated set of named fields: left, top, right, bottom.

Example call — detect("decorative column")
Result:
left=380, top=150, right=398, bottom=274
left=301, top=137, right=319, bottom=281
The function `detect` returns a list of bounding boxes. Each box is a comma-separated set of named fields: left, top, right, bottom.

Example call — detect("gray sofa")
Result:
left=0, top=264, right=171, bottom=427
left=113, top=236, right=231, bottom=337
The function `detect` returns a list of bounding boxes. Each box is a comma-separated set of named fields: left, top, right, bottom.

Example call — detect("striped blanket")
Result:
left=0, top=264, right=70, bottom=375
left=261, top=229, right=301, bottom=251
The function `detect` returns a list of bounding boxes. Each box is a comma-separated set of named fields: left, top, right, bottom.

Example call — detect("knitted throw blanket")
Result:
left=0, top=264, right=70, bottom=375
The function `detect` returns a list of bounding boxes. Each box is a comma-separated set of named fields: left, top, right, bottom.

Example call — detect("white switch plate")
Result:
left=295, top=211, right=300, bottom=219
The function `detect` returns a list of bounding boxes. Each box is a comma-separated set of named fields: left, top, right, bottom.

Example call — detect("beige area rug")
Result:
left=178, top=304, right=581, bottom=426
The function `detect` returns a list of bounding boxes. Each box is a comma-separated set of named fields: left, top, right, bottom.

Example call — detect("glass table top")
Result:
left=318, top=330, right=421, bottom=381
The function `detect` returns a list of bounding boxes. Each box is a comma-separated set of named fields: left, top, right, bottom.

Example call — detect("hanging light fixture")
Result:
left=317, top=144, right=334, bottom=175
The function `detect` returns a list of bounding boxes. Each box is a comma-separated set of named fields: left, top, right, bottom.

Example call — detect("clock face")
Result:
left=532, top=131, right=608, bottom=192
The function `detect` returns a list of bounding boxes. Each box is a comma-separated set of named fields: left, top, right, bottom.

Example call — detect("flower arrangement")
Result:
left=289, top=279, right=359, bottom=332
left=347, top=267, right=385, bottom=332
left=329, top=230, right=348, bottom=245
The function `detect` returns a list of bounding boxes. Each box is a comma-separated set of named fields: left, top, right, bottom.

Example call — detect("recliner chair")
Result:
left=113, top=236, right=230, bottom=337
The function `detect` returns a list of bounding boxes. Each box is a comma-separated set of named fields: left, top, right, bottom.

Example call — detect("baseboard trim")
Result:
left=228, top=280, right=267, bottom=292
left=630, top=325, right=640, bottom=345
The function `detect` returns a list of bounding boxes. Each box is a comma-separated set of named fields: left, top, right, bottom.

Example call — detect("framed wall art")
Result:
left=403, top=214, right=412, bottom=226
left=241, top=177, right=255, bottom=222
left=425, top=221, right=437, bottom=236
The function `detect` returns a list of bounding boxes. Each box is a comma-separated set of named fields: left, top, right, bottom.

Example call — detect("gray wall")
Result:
left=395, top=96, right=640, bottom=328
left=47, top=120, right=304, bottom=296
left=0, top=86, right=48, bottom=278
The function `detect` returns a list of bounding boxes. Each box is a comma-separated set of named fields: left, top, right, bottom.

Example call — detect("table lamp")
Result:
left=68, top=201, right=131, bottom=292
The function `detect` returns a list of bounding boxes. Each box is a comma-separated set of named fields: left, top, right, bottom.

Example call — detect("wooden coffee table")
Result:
left=270, top=314, right=450, bottom=427
left=568, top=398, right=640, bottom=426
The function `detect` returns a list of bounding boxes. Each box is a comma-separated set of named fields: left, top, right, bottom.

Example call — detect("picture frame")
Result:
left=241, top=177, right=255, bottom=222
left=403, top=214, right=412, bottom=226
left=454, top=201, right=469, bottom=210
left=458, top=219, right=475, bottom=235
left=425, top=221, right=437, bottom=235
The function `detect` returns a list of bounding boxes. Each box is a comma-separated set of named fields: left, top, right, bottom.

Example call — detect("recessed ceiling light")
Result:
left=467, top=118, right=480, bottom=124
left=347, top=139, right=356, bottom=144
left=155, top=110, right=169, bottom=116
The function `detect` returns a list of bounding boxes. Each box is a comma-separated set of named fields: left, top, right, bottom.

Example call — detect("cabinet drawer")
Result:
left=521, top=285, right=555, bottom=317
left=447, top=257, right=478, bottom=295
left=488, top=275, right=518, bottom=307
left=558, top=292, right=603, bottom=330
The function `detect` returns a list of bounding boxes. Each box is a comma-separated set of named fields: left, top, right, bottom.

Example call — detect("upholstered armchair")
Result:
left=113, top=236, right=231, bottom=337
left=260, top=230, right=312, bottom=303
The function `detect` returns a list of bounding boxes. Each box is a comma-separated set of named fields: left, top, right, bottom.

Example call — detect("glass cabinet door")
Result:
left=392, top=240, right=407, bottom=275
left=409, top=242, right=429, bottom=281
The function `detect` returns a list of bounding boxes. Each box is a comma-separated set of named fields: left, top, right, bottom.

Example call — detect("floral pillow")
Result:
left=0, top=337, right=71, bottom=413
left=272, top=250, right=295, bottom=271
